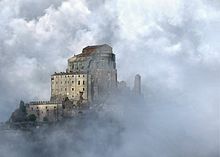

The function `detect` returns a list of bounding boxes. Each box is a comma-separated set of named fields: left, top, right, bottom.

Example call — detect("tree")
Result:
left=27, top=114, right=37, bottom=122
left=9, top=100, right=27, bottom=122
left=43, top=117, right=48, bottom=122
left=19, top=100, right=26, bottom=113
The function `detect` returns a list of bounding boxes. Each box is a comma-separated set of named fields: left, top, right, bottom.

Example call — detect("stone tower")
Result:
left=51, top=44, right=117, bottom=103
left=133, top=74, right=141, bottom=95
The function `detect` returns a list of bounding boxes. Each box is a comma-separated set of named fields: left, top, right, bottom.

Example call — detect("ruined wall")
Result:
left=26, top=102, right=62, bottom=122
left=133, top=74, right=141, bottom=95
left=67, top=56, right=92, bottom=73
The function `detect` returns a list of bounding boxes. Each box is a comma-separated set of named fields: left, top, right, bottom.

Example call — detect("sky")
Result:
left=0, top=0, right=219, bottom=156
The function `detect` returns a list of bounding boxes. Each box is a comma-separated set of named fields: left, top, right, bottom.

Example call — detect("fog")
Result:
left=0, top=0, right=219, bottom=157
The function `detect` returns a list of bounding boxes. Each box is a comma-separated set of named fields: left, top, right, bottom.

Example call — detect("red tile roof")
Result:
left=76, top=45, right=103, bottom=57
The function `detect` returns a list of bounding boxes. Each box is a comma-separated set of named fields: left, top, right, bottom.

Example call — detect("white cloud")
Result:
left=0, top=0, right=219, bottom=156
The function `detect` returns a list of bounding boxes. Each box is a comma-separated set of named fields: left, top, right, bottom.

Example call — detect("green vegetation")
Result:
left=43, top=117, right=48, bottom=122
left=27, top=114, right=37, bottom=122
left=19, top=100, right=26, bottom=114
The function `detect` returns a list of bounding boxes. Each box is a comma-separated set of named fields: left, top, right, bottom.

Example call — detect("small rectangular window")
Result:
left=83, top=81, right=85, bottom=85
left=78, top=81, right=80, bottom=85
left=72, top=88, right=74, bottom=91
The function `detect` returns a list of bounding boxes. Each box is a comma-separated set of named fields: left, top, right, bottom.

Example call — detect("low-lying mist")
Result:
left=0, top=0, right=219, bottom=156
left=0, top=86, right=218, bottom=157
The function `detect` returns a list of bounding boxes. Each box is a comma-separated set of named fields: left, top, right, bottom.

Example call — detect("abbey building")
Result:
left=50, top=44, right=117, bottom=103
left=9, top=44, right=141, bottom=123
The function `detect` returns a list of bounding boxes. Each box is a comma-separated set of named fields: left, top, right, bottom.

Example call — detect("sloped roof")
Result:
left=51, top=71, right=87, bottom=76
left=76, top=44, right=111, bottom=57
left=68, top=44, right=111, bottom=61
left=76, top=45, right=101, bottom=57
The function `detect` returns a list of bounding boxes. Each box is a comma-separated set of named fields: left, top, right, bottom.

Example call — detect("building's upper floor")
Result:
left=67, top=44, right=116, bottom=73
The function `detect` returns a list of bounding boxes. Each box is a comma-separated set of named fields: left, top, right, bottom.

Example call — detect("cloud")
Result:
left=0, top=0, right=219, bottom=156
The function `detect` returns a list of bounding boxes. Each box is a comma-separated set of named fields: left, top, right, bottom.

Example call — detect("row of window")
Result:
left=63, top=88, right=85, bottom=91
left=53, top=80, right=86, bottom=85
left=51, top=88, right=85, bottom=92
left=32, top=106, right=57, bottom=110
left=71, top=62, right=85, bottom=69
left=67, top=92, right=85, bottom=98
left=53, top=75, right=85, bottom=78
left=74, top=66, right=84, bottom=70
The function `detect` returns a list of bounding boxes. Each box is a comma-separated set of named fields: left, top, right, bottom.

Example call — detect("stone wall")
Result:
left=51, top=73, right=91, bottom=103
left=26, top=102, right=62, bottom=122
left=52, top=44, right=117, bottom=103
